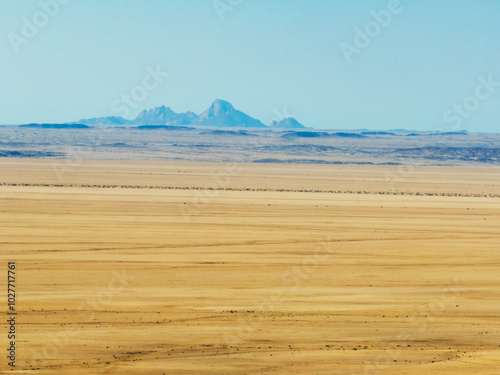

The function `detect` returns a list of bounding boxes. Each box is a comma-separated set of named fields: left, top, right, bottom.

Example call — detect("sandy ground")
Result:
left=1, top=159, right=499, bottom=374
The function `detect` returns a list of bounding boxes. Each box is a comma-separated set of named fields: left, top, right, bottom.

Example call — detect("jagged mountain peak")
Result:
left=193, top=100, right=267, bottom=128
left=133, top=106, right=195, bottom=125
left=270, top=117, right=306, bottom=129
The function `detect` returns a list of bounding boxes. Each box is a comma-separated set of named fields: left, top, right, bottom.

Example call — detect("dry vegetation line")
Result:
left=0, top=182, right=498, bottom=198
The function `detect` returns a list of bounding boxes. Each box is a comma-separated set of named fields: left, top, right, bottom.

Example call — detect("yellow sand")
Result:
left=1, top=159, right=499, bottom=374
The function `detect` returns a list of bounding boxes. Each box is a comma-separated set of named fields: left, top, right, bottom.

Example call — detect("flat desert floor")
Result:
left=1, top=159, right=499, bottom=374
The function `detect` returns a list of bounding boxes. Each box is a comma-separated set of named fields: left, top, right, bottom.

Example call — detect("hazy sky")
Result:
left=1, top=0, right=499, bottom=131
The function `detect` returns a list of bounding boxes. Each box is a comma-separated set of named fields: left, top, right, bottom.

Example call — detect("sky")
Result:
left=1, top=0, right=499, bottom=131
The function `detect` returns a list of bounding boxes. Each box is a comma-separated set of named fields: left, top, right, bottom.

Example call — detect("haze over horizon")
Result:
left=1, top=0, right=499, bottom=132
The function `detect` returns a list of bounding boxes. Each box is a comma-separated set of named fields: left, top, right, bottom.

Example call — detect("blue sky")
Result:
left=1, top=0, right=499, bottom=131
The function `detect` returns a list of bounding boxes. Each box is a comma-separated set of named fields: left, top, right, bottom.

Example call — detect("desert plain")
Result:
left=1, top=158, right=499, bottom=374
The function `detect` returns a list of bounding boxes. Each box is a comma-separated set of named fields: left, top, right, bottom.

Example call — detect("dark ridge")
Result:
left=253, top=158, right=285, bottom=163
left=281, top=131, right=322, bottom=138
left=332, top=132, right=366, bottom=138
left=391, top=147, right=500, bottom=163
left=361, top=131, right=397, bottom=136
left=260, top=145, right=338, bottom=152
left=429, top=132, right=469, bottom=136
left=0, top=150, right=65, bottom=158
left=136, top=125, right=194, bottom=130
left=406, top=131, right=469, bottom=137
left=172, top=143, right=220, bottom=148
left=200, top=130, right=257, bottom=136
left=0, top=142, right=28, bottom=147
left=281, top=131, right=366, bottom=139
left=19, top=123, right=90, bottom=129
left=253, top=158, right=374, bottom=165
left=101, top=143, right=140, bottom=148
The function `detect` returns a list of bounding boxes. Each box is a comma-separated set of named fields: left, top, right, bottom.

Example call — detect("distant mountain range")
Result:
left=74, top=99, right=306, bottom=129
left=76, top=116, right=129, bottom=125
left=20, top=123, right=90, bottom=129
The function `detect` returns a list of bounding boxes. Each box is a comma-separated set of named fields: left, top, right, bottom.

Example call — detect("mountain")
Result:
left=270, top=117, right=306, bottom=129
left=77, top=116, right=129, bottom=125
left=133, top=105, right=197, bottom=125
left=72, top=100, right=270, bottom=128
left=191, top=99, right=267, bottom=128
